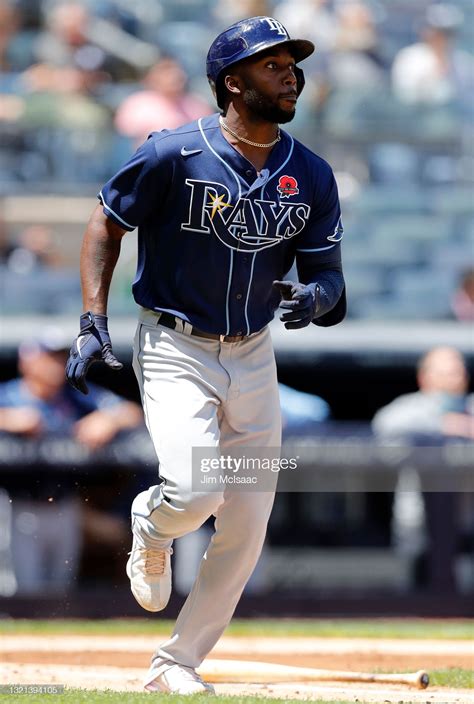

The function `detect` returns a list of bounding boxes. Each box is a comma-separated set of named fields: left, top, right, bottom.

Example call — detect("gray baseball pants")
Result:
left=132, top=308, right=281, bottom=669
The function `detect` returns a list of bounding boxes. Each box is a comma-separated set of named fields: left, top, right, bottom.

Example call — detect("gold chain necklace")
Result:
left=219, top=116, right=280, bottom=148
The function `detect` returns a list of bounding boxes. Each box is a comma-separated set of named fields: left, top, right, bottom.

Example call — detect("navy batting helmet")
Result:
left=206, top=16, right=315, bottom=110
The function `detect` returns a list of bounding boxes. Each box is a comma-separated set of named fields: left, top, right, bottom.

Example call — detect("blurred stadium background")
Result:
left=0, top=0, right=473, bottom=618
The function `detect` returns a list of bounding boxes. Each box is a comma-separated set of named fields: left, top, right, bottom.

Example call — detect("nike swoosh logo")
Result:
left=76, top=335, right=88, bottom=359
left=181, top=147, right=202, bottom=157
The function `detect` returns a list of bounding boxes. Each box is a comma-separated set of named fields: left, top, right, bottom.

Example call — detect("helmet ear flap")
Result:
left=214, top=74, right=227, bottom=111
left=295, top=65, right=305, bottom=96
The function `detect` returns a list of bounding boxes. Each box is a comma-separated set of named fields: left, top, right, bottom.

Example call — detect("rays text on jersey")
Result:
left=181, top=179, right=311, bottom=252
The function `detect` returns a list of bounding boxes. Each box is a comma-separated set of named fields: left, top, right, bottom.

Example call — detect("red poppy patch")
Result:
left=277, top=175, right=299, bottom=198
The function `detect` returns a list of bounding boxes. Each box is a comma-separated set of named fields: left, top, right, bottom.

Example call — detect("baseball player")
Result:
left=66, top=16, right=346, bottom=694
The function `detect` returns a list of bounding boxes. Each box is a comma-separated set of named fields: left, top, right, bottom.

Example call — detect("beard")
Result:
left=242, top=87, right=296, bottom=124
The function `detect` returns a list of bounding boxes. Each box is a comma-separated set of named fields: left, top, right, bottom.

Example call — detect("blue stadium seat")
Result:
left=1, top=269, right=81, bottom=314
left=343, top=266, right=387, bottom=298
left=352, top=290, right=451, bottom=320
left=388, top=268, right=455, bottom=319
left=370, top=215, right=453, bottom=244
left=158, top=0, right=213, bottom=23
left=351, top=186, right=431, bottom=216
left=432, top=188, right=474, bottom=216
left=155, top=21, right=215, bottom=78
left=351, top=229, right=423, bottom=268
left=368, top=143, right=419, bottom=185
left=429, top=242, right=474, bottom=273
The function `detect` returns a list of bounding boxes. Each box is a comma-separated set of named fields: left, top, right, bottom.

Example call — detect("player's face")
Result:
left=233, top=47, right=299, bottom=124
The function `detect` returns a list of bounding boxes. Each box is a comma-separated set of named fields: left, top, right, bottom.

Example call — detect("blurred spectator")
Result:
left=0, top=330, right=143, bottom=593
left=20, top=62, right=111, bottom=130
left=0, top=330, right=143, bottom=447
left=114, top=57, right=212, bottom=145
left=372, top=346, right=473, bottom=586
left=0, top=221, right=80, bottom=313
left=0, top=1, right=37, bottom=72
left=373, top=346, right=474, bottom=439
left=2, top=225, right=63, bottom=273
left=330, top=1, right=386, bottom=89
left=274, top=0, right=337, bottom=53
left=0, top=0, right=20, bottom=70
left=0, top=226, right=81, bottom=314
left=392, top=3, right=474, bottom=105
left=34, top=1, right=156, bottom=81
left=451, top=268, right=474, bottom=322
left=35, top=2, right=106, bottom=72
left=5, top=59, right=113, bottom=183
left=212, top=0, right=272, bottom=27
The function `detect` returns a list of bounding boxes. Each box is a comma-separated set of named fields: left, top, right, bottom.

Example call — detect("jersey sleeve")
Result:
left=294, top=162, right=346, bottom=327
left=295, top=164, right=343, bottom=267
left=98, top=136, right=165, bottom=231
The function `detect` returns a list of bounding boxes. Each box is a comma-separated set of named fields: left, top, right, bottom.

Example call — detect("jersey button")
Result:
left=236, top=293, right=243, bottom=300
left=236, top=331, right=243, bottom=336
left=245, top=169, right=253, bottom=177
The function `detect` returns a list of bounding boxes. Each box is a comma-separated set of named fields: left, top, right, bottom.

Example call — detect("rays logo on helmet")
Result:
left=263, top=17, right=288, bottom=36
left=277, top=175, right=299, bottom=198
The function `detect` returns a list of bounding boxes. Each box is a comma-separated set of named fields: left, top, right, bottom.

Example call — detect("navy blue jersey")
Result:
left=99, top=113, right=343, bottom=336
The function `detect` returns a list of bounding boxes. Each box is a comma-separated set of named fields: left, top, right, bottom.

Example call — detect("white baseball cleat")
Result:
left=144, top=661, right=215, bottom=695
left=126, top=539, right=173, bottom=612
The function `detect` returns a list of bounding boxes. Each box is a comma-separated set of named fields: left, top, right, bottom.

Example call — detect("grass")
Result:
left=3, top=672, right=474, bottom=703
left=0, top=694, right=357, bottom=704
left=2, top=619, right=472, bottom=701
left=1, top=617, right=473, bottom=640
left=2, top=674, right=474, bottom=703
left=1, top=670, right=472, bottom=704
left=430, top=668, right=474, bottom=688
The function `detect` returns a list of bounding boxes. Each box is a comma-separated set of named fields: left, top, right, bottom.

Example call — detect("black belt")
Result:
left=157, top=312, right=247, bottom=343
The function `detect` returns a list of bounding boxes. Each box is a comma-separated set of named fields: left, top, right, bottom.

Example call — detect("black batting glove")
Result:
left=273, top=280, right=320, bottom=330
left=66, top=311, right=122, bottom=395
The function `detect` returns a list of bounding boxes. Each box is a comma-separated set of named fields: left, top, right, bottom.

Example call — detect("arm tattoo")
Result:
left=80, top=207, right=126, bottom=314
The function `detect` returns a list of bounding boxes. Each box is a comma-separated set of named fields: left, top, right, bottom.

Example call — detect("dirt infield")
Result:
left=1, top=635, right=473, bottom=703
